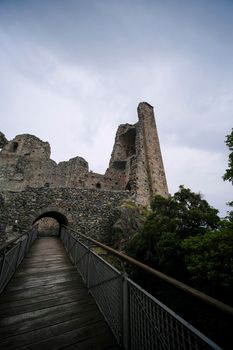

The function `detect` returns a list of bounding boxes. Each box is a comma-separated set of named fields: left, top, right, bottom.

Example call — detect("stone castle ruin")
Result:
left=0, top=102, right=168, bottom=244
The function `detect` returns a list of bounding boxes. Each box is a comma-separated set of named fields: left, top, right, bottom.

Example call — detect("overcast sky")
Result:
left=0, top=0, right=232, bottom=216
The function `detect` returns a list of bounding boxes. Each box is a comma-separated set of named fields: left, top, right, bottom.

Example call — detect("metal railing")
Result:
left=0, top=228, right=37, bottom=294
left=60, top=226, right=223, bottom=350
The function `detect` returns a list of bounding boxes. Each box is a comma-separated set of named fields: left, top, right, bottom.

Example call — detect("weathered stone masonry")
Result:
left=0, top=188, right=129, bottom=244
left=0, top=102, right=168, bottom=244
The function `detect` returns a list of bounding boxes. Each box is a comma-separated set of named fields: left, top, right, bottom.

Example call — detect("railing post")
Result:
left=0, top=249, right=6, bottom=292
left=123, top=273, right=130, bottom=350
left=25, top=232, right=31, bottom=253
left=87, top=250, right=91, bottom=289
left=15, top=239, right=22, bottom=268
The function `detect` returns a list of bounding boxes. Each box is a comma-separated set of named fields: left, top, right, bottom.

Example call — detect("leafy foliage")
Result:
left=223, top=128, right=233, bottom=184
left=182, top=229, right=233, bottom=291
left=126, top=186, right=233, bottom=297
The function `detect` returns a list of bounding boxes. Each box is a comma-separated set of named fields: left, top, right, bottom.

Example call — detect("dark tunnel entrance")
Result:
left=33, top=211, right=68, bottom=237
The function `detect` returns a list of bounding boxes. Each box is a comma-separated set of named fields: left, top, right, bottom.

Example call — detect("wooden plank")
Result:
left=5, top=275, right=81, bottom=292
left=16, top=262, right=74, bottom=270
left=12, top=267, right=78, bottom=277
left=0, top=237, right=120, bottom=349
left=10, top=270, right=79, bottom=283
left=22, top=257, right=70, bottom=263
left=0, top=312, right=103, bottom=349
left=4, top=269, right=81, bottom=291
left=0, top=301, right=97, bottom=338
left=0, top=280, right=85, bottom=303
left=14, top=266, right=74, bottom=276
left=0, top=288, right=88, bottom=311
left=15, top=320, right=116, bottom=350
left=0, top=290, right=92, bottom=317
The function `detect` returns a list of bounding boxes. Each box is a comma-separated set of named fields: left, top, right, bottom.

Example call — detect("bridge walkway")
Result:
left=0, top=237, right=120, bottom=350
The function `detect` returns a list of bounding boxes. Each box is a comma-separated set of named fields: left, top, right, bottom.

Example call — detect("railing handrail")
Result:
left=63, top=225, right=233, bottom=317
left=0, top=231, right=31, bottom=253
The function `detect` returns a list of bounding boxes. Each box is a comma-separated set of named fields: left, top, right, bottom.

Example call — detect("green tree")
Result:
left=126, top=186, right=220, bottom=279
left=182, top=228, right=233, bottom=294
left=222, top=201, right=233, bottom=230
left=223, top=128, right=233, bottom=184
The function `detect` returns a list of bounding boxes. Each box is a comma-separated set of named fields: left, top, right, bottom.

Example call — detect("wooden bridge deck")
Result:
left=0, top=237, right=120, bottom=350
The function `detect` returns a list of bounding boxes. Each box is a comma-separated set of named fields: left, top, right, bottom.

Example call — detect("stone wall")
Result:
left=0, top=187, right=130, bottom=245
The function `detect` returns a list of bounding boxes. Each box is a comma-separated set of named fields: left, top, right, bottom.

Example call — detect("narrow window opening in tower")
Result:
left=96, top=183, right=101, bottom=189
left=120, top=128, right=136, bottom=159
left=112, top=161, right=126, bottom=170
left=11, top=142, right=19, bottom=152
left=125, top=181, right=131, bottom=191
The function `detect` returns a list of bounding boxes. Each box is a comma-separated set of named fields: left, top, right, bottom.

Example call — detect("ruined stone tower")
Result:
left=137, top=102, right=169, bottom=203
left=106, top=102, right=168, bottom=205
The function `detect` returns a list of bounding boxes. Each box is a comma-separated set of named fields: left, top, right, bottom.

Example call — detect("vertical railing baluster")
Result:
left=87, top=250, right=91, bottom=289
left=0, top=249, right=6, bottom=293
left=25, top=232, right=31, bottom=253
left=15, top=239, right=22, bottom=269
left=123, top=273, right=130, bottom=350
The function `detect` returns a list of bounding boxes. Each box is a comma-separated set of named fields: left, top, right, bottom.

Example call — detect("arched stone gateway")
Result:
left=0, top=102, right=168, bottom=245
left=33, top=210, right=69, bottom=237
left=33, top=210, right=69, bottom=227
